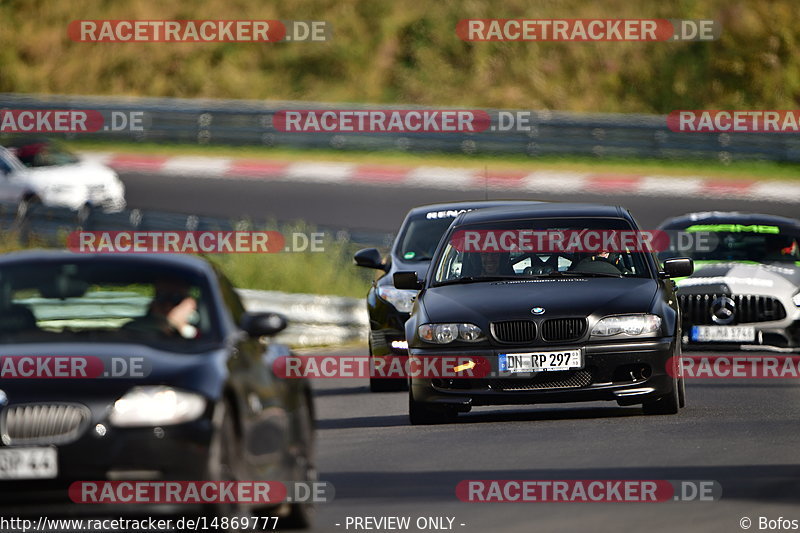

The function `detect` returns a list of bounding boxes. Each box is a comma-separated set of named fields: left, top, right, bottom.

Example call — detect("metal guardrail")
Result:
left=0, top=202, right=393, bottom=249
left=2, top=93, right=800, bottom=162
left=238, top=289, right=367, bottom=347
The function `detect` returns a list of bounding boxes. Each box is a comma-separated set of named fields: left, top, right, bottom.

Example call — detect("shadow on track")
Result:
left=317, top=414, right=408, bottom=430
left=321, top=464, right=800, bottom=504
left=318, top=405, right=646, bottom=430
left=312, top=385, right=370, bottom=397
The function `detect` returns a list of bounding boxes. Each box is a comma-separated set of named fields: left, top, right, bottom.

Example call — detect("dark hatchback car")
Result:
left=395, top=203, right=693, bottom=424
left=0, top=251, right=315, bottom=527
left=354, top=201, right=539, bottom=392
left=657, top=212, right=800, bottom=351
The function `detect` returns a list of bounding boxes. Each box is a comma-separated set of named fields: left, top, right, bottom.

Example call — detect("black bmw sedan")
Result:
left=395, top=203, right=693, bottom=424
left=354, top=200, right=539, bottom=392
left=0, top=251, right=315, bottom=527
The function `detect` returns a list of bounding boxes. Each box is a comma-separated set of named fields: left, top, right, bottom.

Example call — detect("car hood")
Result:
left=21, top=161, right=121, bottom=188
left=675, top=261, right=800, bottom=296
left=0, top=343, right=227, bottom=405
left=420, top=277, right=659, bottom=323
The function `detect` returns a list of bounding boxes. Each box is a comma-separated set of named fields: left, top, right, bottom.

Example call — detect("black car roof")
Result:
left=658, top=211, right=800, bottom=230
left=452, top=203, right=628, bottom=226
left=0, top=249, right=216, bottom=275
left=405, top=200, right=541, bottom=218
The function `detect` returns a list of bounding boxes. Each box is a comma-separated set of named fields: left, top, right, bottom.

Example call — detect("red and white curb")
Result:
left=81, top=152, right=800, bottom=203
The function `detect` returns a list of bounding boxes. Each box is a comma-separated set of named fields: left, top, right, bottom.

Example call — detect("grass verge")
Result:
left=206, top=222, right=375, bottom=298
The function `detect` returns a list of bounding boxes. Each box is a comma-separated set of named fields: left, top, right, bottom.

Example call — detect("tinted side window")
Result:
left=0, top=156, right=12, bottom=174
left=217, top=273, right=246, bottom=325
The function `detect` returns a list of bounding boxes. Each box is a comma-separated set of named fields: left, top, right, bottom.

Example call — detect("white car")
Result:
left=0, top=142, right=126, bottom=215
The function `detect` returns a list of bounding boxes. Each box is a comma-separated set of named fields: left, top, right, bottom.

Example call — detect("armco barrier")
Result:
left=0, top=202, right=393, bottom=249
left=2, top=93, right=800, bottom=162
left=237, top=289, right=367, bottom=347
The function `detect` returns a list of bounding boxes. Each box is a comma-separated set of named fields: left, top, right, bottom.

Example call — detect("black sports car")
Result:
left=395, top=203, right=693, bottom=424
left=657, top=212, right=800, bottom=351
left=354, top=200, right=539, bottom=392
left=0, top=251, right=315, bottom=527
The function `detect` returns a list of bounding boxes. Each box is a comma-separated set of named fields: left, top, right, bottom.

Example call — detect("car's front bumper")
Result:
left=39, top=186, right=126, bottom=213
left=0, top=418, right=214, bottom=513
left=410, top=338, right=676, bottom=408
left=682, top=319, right=800, bottom=351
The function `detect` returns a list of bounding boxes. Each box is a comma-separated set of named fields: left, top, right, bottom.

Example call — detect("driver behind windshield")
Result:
left=123, top=279, right=199, bottom=339
left=462, top=252, right=515, bottom=277
left=763, top=234, right=800, bottom=262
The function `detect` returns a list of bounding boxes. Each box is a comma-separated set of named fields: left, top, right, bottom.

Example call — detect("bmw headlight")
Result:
left=793, top=292, right=800, bottom=307
left=591, top=314, right=662, bottom=337
left=418, top=323, right=485, bottom=344
left=109, top=386, right=206, bottom=427
left=377, top=285, right=418, bottom=313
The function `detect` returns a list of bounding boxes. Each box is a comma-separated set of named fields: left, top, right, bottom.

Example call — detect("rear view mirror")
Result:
left=39, top=278, right=89, bottom=299
left=353, top=248, right=386, bottom=270
left=241, top=312, right=287, bottom=337
left=394, top=271, right=423, bottom=290
left=662, top=257, right=694, bottom=278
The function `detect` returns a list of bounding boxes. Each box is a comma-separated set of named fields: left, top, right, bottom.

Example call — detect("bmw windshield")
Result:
left=433, top=217, right=654, bottom=284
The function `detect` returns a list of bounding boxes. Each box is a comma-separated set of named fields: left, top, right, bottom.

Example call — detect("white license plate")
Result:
left=499, top=350, right=583, bottom=373
left=0, top=447, right=58, bottom=480
left=691, top=326, right=756, bottom=343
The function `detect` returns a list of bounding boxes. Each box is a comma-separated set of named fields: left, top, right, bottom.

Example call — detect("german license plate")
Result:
left=691, top=326, right=756, bottom=343
left=499, top=350, right=583, bottom=373
left=0, top=447, right=58, bottom=480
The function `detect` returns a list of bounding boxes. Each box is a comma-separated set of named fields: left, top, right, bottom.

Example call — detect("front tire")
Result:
left=206, top=401, right=247, bottom=526
left=409, top=388, right=455, bottom=425
left=278, top=393, right=316, bottom=530
left=15, top=194, right=40, bottom=221
left=368, top=343, right=407, bottom=392
left=370, top=375, right=407, bottom=392
left=642, top=377, right=680, bottom=415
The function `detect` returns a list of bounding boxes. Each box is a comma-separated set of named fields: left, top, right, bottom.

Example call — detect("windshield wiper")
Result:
left=552, top=271, right=624, bottom=278
left=436, top=276, right=518, bottom=286
left=520, top=271, right=623, bottom=279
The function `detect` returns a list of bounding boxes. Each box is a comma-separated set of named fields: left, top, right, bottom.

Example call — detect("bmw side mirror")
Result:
left=662, top=257, right=694, bottom=278
left=353, top=248, right=386, bottom=271
left=394, top=271, right=424, bottom=290
left=241, top=312, right=287, bottom=337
